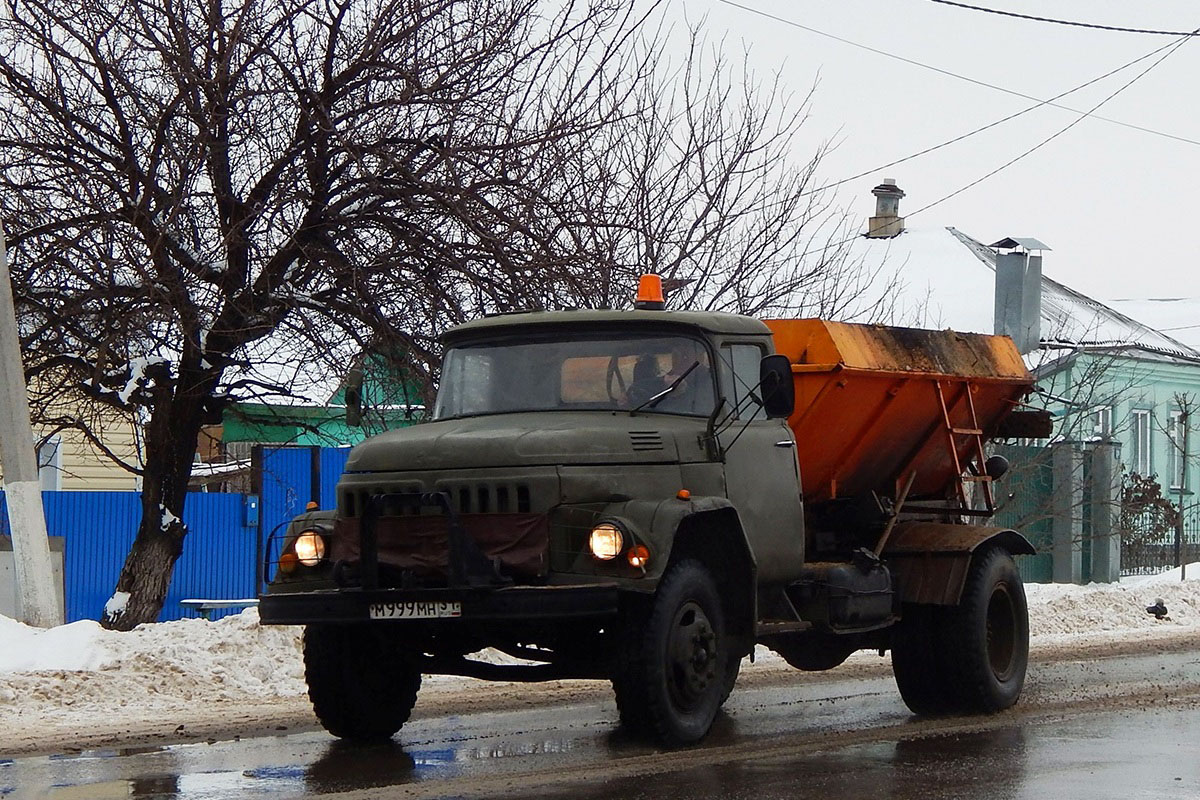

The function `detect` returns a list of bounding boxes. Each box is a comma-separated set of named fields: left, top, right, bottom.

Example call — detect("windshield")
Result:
left=434, top=333, right=716, bottom=419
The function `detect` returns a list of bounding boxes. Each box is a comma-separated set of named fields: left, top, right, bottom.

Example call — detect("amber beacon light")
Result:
left=634, top=274, right=665, bottom=310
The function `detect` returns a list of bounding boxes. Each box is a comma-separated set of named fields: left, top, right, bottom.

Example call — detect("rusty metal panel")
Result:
left=887, top=551, right=970, bottom=605
left=763, top=319, right=1033, bottom=505
left=882, top=522, right=1035, bottom=605
left=765, top=319, right=1030, bottom=379
left=884, top=522, right=1035, bottom=555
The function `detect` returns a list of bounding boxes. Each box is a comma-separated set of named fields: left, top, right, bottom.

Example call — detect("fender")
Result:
left=594, top=496, right=758, bottom=647
left=590, top=495, right=757, bottom=583
left=882, top=522, right=1035, bottom=606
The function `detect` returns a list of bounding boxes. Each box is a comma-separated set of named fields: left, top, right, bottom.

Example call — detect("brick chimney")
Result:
left=866, top=178, right=906, bottom=238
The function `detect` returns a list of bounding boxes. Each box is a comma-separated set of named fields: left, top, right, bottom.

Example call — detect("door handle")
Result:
left=774, top=440, right=796, bottom=448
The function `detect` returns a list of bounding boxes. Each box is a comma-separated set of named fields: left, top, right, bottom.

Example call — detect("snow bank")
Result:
left=0, top=609, right=305, bottom=703
left=1026, top=562, right=1200, bottom=637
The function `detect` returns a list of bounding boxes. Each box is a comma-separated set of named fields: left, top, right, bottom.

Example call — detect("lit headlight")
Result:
left=293, top=530, right=327, bottom=567
left=589, top=522, right=625, bottom=561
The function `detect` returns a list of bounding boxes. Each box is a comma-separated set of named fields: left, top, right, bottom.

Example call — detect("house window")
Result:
left=1130, top=409, right=1152, bottom=477
left=1086, top=405, right=1111, bottom=439
left=1167, top=410, right=1187, bottom=490
left=36, top=435, right=62, bottom=492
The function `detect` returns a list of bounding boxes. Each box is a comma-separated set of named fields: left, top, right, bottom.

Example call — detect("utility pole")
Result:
left=0, top=223, right=60, bottom=626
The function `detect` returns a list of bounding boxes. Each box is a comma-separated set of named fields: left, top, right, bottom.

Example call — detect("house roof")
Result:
left=854, top=226, right=1200, bottom=362
left=1102, top=296, right=1200, bottom=352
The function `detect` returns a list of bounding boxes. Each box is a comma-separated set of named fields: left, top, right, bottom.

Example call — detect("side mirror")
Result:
left=760, top=354, right=795, bottom=419
left=343, top=367, right=364, bottom=427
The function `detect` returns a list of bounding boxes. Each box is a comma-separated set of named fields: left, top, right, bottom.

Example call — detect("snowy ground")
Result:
left=1, top=566, right=1198, bottom=757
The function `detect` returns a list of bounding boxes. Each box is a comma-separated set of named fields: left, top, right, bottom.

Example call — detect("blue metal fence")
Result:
left=0, top=446, right=351, bottom=623
left=0, top=490, right=256, bottom=622
left=257, top=446, right=351, bottom=588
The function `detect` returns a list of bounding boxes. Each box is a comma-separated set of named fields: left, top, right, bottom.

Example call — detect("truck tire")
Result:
left=891, top=603, right=957, bottom=715
left=612, top=597, right=654, bottom=732
left=943, top=546, right=1029, bottom=712
left=304, top=624, right=422, bottom=741
left=719, top=653, right=742, bottom=705
left=615, top=560, right=728, bottom=745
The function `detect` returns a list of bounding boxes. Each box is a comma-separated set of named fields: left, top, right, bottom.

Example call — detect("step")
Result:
left=756, top=619, right=813, bottom=636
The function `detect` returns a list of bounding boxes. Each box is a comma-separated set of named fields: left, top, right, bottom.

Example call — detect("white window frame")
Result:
left=1130, top=408, right=1152, bottom=477
left=1167, top=410, right=1187, bottom=490
left=1086, top=405, right=1112, bottom=439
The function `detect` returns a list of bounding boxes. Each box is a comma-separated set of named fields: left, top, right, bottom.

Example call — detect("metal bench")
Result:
left=180, top=598, right=260, bottom=620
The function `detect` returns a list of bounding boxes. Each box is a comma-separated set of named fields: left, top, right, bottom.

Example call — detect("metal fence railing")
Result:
left=1120, top=508, right=1200, bottom=576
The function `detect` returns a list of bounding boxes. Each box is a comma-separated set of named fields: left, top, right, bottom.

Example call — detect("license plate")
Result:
left=369, top=601, right=462, bottom=620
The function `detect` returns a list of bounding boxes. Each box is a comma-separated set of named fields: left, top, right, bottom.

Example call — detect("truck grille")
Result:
left=342, top=481, right=533, bottom=517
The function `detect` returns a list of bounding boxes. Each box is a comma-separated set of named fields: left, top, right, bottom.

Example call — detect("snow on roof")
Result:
left=852, top=226, right=1200, bottom=361
left=189, top=459, right=251, bottom=479
left=1104, top=297, right=1200, bottom=352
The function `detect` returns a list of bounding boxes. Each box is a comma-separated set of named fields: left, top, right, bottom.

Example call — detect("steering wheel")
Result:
left=606, top=356, right=628, bottom=402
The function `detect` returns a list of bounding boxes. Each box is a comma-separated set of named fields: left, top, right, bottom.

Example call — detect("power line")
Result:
left=800, top=33, right=1188, bottom=198
left=716, top=0, right=1200, bottom=148
left=929, top=1, right=1200, bottom=37
left=906, top=28, right=1192, bottom=219
left=791, top=27, right=1195, bottom=262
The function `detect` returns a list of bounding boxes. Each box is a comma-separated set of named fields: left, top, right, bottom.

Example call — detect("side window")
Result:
left=719, top=343, right=767, bottom=421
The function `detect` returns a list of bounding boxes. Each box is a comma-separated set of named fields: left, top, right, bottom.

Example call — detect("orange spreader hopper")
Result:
left=764, top=319, right=1034, bottom=507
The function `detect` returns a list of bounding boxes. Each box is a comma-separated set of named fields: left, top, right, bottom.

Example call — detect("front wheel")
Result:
left=304, top=624, right=422, bottom=741
left=614, top=560, right=729, bottom=745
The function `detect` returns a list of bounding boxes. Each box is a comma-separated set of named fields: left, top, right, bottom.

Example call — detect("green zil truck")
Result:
left=259, top=282, right=1046, bottom=745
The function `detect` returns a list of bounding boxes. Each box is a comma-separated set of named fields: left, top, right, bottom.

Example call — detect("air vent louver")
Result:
left=629, top=431, right=664, bottom=451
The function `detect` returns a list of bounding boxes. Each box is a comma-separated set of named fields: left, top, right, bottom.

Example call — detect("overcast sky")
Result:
left=673, top=0, right=1199, bottom=304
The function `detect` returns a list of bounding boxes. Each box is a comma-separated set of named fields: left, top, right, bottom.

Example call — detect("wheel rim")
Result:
left=666, top=600, right=719, bottom=712
left=986, top=583, right=1018, bottom=681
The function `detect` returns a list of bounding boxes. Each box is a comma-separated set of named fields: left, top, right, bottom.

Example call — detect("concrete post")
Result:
left=1051, top=442, right=1084, bottom=584
left=1089, top=442, right=1121, bottom=583
left=0, top=225, right=61, bottom=626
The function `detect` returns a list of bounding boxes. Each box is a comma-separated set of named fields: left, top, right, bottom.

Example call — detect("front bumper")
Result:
left=258, top=583, right=620, bottom=625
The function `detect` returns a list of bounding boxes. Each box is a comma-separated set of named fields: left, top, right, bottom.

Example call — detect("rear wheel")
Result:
left=944, top=547, right=1029, bottom=712
left=891, top=603, right=958, bottom=715
left=304, top=624, right=422, bottom=741
left=891, top=547, right=1028, bottom=716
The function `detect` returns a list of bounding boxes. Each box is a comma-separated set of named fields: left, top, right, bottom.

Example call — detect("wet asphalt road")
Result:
left=4, top=647, right=1199, bottom=800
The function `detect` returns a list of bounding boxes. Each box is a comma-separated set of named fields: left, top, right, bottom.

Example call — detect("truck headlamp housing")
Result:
left=589, top=522, right=625, bottom=561
left=293, top=530, right=327, bottom=567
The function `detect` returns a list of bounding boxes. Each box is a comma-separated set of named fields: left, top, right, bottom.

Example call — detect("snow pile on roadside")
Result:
left=0, top=609, right=304, bottom=709
left=1027, top=564, right=1200, bottom=638
left=0, top=566, right=1197, bottom=716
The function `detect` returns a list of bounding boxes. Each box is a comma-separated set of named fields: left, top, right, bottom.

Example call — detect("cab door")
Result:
left=716, top=341, right=806, bottom=584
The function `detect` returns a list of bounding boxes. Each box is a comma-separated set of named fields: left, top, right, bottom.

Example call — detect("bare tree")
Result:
left=1, top=0, right=880, bottom=627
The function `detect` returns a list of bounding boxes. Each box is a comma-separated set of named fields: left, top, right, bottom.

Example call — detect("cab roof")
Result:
left=442, top=309, right=772, bottom=343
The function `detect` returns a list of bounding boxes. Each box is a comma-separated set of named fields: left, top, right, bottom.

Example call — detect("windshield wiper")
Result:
left=629, top=360, right=700, bottom=415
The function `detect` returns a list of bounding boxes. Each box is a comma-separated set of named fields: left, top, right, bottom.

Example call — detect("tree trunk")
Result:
left=101, top=371, right=211, bottom=630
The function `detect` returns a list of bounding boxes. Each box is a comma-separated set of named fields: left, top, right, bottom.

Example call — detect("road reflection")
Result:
left=304, top=740, right=415, bottom=793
